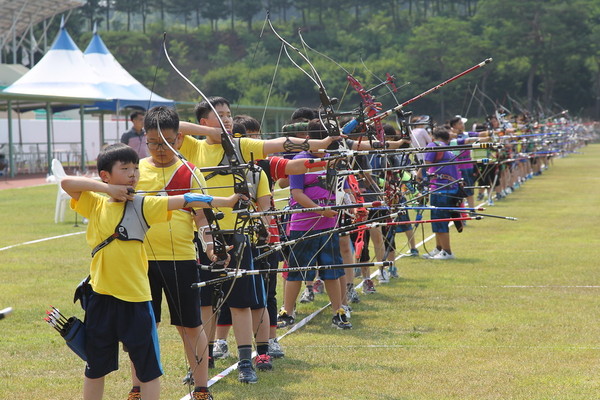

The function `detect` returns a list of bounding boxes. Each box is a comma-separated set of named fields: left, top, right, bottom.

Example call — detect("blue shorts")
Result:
left=84, top=293, right=162, bottom=382
left=286, top=230, right=345, bottom=282
left=459, top=167, right=476, bottom=196
left=430, top=192, right=459, bottom=233
left=394, top=211, right=413, bottom=233
left=196, top=234, right=266, bottom=309
left=148, top=259, right=202, bottom=328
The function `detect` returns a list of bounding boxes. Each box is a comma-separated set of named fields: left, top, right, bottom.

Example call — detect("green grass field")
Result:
left=1, top=144, right=599, bottom=399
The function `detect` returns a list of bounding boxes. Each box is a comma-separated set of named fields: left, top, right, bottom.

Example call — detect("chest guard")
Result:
left=203, top=138, right=261, bottom=201
left=91, top=196, right=149, bottom=257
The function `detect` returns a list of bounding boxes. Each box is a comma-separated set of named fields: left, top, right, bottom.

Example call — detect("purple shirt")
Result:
left=289, top=152, right=337, bottom=231
left=424, top=142, right=460, bottom=191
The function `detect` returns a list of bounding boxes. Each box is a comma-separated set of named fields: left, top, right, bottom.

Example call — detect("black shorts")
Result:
left=196, top=234, right=266, bottom=309
left=148, top=259, right=202, bottom=328
left=84, top=293, right=162, bottom=382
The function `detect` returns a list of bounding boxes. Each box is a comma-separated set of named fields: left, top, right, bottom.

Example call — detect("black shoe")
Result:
left=332, top=308, right=352, bottom=329
left=276, top=310, right=295, bottom=329
left=238, top=359, right=258, bottom=383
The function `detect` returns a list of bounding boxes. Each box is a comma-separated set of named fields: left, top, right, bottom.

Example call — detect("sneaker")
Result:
left=346, top=285, right=361, bottom=303
left=312, top=278, right=324, bottom=294
left=254, top=353, right=273, bottom=371
left=182, top=368, right=194, bottom=385
left=276, top=309, right=295, bottom=328
left=127, top=389, right=141, bottom=400
left=342, top=304, right=352, bottom=319
left=422, top=248, right=441, bottom=259
left=378, top=269, right=389, bottom=284
left=299, top=287, right=315, bottom=303
left=409, top=248, right=419, bottom=257
left=431, top=250, right=455, bottom=260
left=388, top=265, right=399, bottom=278
left=268, top=338, right=285, bottom=358
left=238, top=359, right=258, bottom=383
left=354, top=267, right=362, bottom=278
left=487, top=198, right=495, bottom=206
left=192, top=389, right=214, bottom=400
left=332, top=308, right=352, bottom=329
left=362, top=279, right=376, bottom=294
left=477, top=193, right=485, bottom=201
left=213, top=339, right=229, bottom=359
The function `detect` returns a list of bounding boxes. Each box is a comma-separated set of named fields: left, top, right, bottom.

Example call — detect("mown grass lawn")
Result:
left=1, top=144, right=599, bottom=399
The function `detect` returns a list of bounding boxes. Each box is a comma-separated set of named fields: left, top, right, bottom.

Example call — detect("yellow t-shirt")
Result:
left=179, top=136, right=270, bottom=230
left=71, top=191, right=171, bottom=302
left=138, top=158, right=207, bottom=261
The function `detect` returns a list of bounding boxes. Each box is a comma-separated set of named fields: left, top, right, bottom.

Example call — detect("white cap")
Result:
left=455, top=115, right=468, bottom=124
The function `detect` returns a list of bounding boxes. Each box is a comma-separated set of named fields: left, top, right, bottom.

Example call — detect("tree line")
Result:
left=41, top=0, right=600, bottom=122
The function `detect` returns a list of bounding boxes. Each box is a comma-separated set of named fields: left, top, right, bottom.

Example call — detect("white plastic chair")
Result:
left=51, top=159, right=72, bottom=223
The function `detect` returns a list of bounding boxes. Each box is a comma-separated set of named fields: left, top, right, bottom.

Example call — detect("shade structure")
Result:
left=3, top=25, right=108, bottom=101
left=83, top=30, right=174, bottom=111
left=3, top=23, right=174, bottom=112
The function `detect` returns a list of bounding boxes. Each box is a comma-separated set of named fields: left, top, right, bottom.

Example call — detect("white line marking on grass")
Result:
left=468, top=285, right=600, bottom=289
left=182, top=201, right=477, bottom=396
left=0, top=231, right=85, bottom=252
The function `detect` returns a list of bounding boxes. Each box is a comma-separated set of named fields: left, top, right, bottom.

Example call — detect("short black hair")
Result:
left=432, top=126, right=451, bottom=141
left=382, top=124, right=397, bottom=137
left=291, top=107, right=318, bottom=121
left=233, top=114, right=261, bottom=133
left=194, top=96, right=230, bottom=122
left=144, top=106, right=179, bottom=132
left=130, top=110, right=145, bottom=121
left=232, top=122, right=247, bottom=137
left=307, top=119, right=327, bottom=140
left=97, top=143, right=138, bottom=174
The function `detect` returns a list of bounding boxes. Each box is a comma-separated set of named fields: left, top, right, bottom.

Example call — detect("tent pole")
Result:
left=80, top=105, right=86, bottom=173
left=7, top=100, right=14, bottom=178
left=46, top=103, right=52, bottom=174
left=99, top=113, right=105, bottom=148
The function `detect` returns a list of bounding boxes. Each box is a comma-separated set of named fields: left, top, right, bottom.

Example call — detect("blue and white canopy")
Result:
left=3, top=21, right=174, bottom=111
left=3, top=24, right=108, bottom=100
left=83, top=28, right=174, bottom=110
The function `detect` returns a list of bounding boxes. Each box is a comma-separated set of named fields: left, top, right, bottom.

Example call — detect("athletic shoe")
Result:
left=192, top=389, right=214, bottom=400
left=362, top=279, right=376, bottom=294
left=182, top=369, right=194, bottom=385
left=477, top=193, right=485, bottom=201
left=332, top=308, right=352, bottom=329
left=378, top=269, right=389, bottom=284
left=254, top=353, right=273, bottom=371
left=347, top=285, right=361, bottom=303
left=268, top=338, right=285, bottom=358
left=312, top=278, right=324, bottom=294
left=410, top=248, right=419, bottom=257
left=276, top=310, right=295, bottom=328
left=422, top=248, right=441, bottom=259
left=127, top=390, right=141, bottom=400
left=238, top=359, right=258, bottom=383
left=354, top=267, right=362, bottom=278
left=388, top=265, right=399, bottom=278
left=299, top=287, right=315, bottom=303
left=342, top=304, right=352, bottom=319
left=487, top=198, right=495, bottom=206
left=431, top=250, right=455, bottom=260
left=213, top=339, right=230, bottom=359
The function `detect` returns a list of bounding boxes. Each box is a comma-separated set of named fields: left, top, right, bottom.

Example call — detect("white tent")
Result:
left=3, top=24, right=108, bottom=100
left=83, top=28, right=173, bottom=110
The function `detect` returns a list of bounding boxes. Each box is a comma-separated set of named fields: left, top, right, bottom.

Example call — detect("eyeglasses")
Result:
left=146, top=140, right=176, bottom=150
